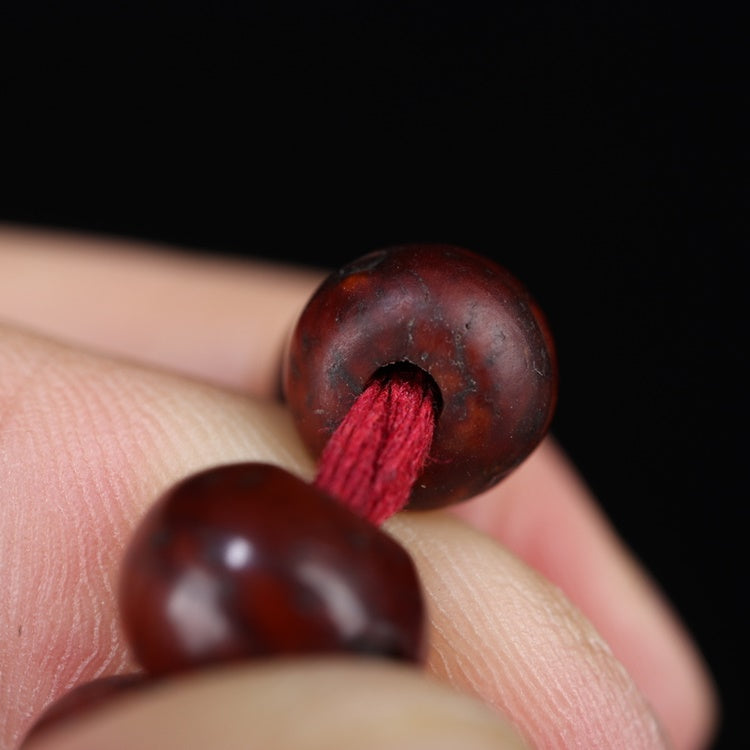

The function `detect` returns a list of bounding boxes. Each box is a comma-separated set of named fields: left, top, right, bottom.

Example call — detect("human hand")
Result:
left=0, top=225, right=718, bottom=749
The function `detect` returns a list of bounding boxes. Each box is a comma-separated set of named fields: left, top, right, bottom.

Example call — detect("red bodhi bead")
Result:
left=284, top=243, right=558, bottom=510
left=119, top=463, right=426, bottom=675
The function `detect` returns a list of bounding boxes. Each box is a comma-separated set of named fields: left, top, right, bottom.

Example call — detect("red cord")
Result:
left=314, top=367, right=438, bottom=525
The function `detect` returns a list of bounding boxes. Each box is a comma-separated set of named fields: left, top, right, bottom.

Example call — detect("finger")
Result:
left=449, top=440, right=718, bottom=750
left=22, top=659, right=529, bottom=750
left=5, top=323, right=670, bottom=750
left=0, top=272, right=710, bottom=750
left=0, top=322, right=314, bottom=749
left=386, top=512, right=669, bottom=749
left=0, top=220, right=715, bottom=743
left=0, top=223, right=325, bottom=396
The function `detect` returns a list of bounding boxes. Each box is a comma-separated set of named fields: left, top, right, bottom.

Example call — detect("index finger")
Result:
left=0, top=223, right=325, bottom=396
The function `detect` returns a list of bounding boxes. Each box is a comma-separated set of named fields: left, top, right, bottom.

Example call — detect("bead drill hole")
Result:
left=313, top=362, right=440, bottom=525
left=366, top=362, right=443, bottom=418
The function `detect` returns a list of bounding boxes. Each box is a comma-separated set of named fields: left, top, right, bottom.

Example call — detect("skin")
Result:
left=0, top=224, right=718, bottom=750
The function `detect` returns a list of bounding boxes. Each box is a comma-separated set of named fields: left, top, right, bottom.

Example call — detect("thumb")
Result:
left=22, top=659, right=528, bottom=750
left=2, top=323, right=527, bottom=750
left=1, top=320, right=310, bottom=746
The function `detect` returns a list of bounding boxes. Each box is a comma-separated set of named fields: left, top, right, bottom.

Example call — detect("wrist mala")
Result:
left=25, top=243, right=558, bottom=741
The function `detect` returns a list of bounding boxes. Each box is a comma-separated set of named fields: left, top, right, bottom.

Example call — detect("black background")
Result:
left=2, top=3, right=746, bottom=748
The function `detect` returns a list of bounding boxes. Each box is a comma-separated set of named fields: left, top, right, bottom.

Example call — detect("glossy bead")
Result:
left=284, top=243, right=558, bottom=509
left=119, top=463, right=425, bottom=675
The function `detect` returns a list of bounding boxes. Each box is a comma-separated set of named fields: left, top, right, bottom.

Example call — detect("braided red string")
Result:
left=314, top=367, right=438, bottom=525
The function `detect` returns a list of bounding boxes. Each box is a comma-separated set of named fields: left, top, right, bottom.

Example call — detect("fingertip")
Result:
left=0, top=225, right=326, bottom=396
left=449, top=438, right=719, bottom=750
left=22, top=659, right=530, bottom=750
left=1, top=322, right=319, bottom=748
left=386, top=512, right=670, bottom=749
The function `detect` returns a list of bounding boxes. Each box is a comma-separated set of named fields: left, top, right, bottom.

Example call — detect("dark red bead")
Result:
left=284, top=243, right=558, bottom=509
left=119, top=463, right=425, bottom=675
left=23, top=674, right=147, bottom=743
